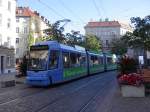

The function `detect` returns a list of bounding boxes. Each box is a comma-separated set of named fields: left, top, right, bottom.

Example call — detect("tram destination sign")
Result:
left=30, top=45, right=49, bottom=50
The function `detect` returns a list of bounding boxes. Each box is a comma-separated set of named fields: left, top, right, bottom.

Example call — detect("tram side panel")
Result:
left=47, top=50, right=64, bottom=84
left=88, top=53, right=105, bottom=74
left=106, top=56, right=117, bottom=71
left=62, top=51, right=88, bottom=81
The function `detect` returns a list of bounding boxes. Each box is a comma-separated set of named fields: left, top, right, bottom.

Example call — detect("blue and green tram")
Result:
left=26, top=41, right=116, bottom=86
left=27, top=41, right=88, bottom=86
left=105, top=54, right=117, bottom=71
left=87, top=52, right=105, bottom=74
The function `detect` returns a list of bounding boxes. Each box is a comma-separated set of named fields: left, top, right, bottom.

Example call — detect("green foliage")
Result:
left=85, top=34, right=102, bottom=52
left=123, top=15, right=150, bottom=50
left=110, top=38, right=127, bottom=55
left=35, top=36, right=53, bottom=43
left=122, top=15, right=150, bottom=66
left=44, top=21, right=66, bottom=43
left=65, top=30, right=84, bottom=46
left=119, top=56, right=138, bottom=74
left=35, top=37, right=43, bottom=43
left=16, top=56, right=27, bottom=77
left=28, top=33, right=34, bottom=49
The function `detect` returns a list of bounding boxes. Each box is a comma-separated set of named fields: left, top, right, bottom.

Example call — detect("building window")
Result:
left=16, top=18, right=19, bottom=22
left=106, top=40, right=109, bottom=47
left=18, top=9, right=23, bottom=14
left=23, top=18, right=27, bottom=23
left=16, top=38, right=19, bottom=44
left=0, top=0, right=2, bottom=6
left=8, top=1, right=11, bottom=11
left=0, top=34, right=2, bottom=45
left=0, top=14, right=2, bottom=26
left=24, top=27, right=27, bottom=34
left=16, top=27, right=19, bottom=33
left=7, top=37, right=10, bottom=47
left=7, top=56, right=11, bottom=66
left=7, top=18, right=11, bottom=28
left=16, top=48, right=19, bottom=54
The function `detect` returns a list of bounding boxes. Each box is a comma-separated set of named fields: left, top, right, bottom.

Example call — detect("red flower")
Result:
left=118, top=73, right=143, bottom=86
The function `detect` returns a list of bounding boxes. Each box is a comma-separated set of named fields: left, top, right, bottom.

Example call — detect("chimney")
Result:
left=105, top=18, right=109, bottom=22
left=45, top=19, right=47, bottom=23
left=34, top=11, right=39, bottom=16
left=41, top=16, right=44, bottom=20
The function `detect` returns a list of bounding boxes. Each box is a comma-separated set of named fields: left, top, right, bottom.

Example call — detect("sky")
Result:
left=17, top=0, right=150, bottom=34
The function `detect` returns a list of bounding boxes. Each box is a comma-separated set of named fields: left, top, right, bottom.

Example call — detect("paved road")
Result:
left=0, top=71, right=150, bottom=112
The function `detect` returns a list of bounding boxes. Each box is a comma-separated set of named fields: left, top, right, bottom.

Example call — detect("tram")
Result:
left=26, top=41, right=117, bottom=86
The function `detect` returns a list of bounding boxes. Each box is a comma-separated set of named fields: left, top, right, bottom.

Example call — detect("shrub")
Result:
left=119, top=56, right=138, bottom=74
left=16, top=56, right=27, bottom=77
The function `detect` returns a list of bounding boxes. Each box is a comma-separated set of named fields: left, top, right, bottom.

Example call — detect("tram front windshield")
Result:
left=28, top=49, right=48, bottom=71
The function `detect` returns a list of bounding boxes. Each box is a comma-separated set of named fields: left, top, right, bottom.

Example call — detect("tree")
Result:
left=66, top=30, right=84, bottom=46
left=131, top=16, right=150, bottom=50
left=44, top=20, right=71, bottom=44
left=35, top=36, right=44, bottom=43
left=110, top=38, right=127, bottom=55
left=122, top=15, right=150, bottom=66
left=28, top=32, right=34, bottom=49
left=85, top=34, right=102, bottom=52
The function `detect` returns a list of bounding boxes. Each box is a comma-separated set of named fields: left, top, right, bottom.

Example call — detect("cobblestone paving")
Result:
left=0, top=71, right=149, bottom=112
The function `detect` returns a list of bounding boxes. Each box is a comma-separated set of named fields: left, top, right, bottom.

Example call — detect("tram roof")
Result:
left=34, top=41, right=113, bottom=56
left=35, top=41, right=86, bottom=53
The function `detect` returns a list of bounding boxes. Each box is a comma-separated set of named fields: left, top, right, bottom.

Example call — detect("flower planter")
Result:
left=121, top=85, right=145, bottom=97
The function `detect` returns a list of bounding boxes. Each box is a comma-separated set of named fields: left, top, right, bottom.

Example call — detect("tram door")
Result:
left=1, top=56, right=4, bottom=74
left=48, top=50, right=61, bottom=83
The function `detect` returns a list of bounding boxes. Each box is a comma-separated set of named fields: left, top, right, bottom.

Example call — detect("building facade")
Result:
left=0, top=0, right=16, bottom=47
left=84, top=20, right=133, bottom=51
left=0, top=0, right=16, bottom=74
left=0, top=47, right=15, bottom=74
left=16, top=7, right=50, bottom=59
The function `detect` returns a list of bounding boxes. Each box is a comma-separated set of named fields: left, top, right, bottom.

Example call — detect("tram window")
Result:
left=90, top=55, right=99, bottom=66
left=107, top=57, right=112, bottom=64
left=63, top=52, right=70, bottom=68
left=70, top=53, right=78, bottom=67
left=80, top=55, right=86, bottom=67
left=49, top=50, right=59, bottom=69
left=90, top=56, right=95, bottom=66
left=99, top=57, right=104, bottom=64
left=94, top=56, right=99, bottom=64
left=77, top=54, right=81, bottom=66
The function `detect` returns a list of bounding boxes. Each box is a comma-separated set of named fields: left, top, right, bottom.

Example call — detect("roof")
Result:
left=85, top=21, right=121, bottom=28
left=16, top=7, right=38, bottom=17
left=119, top=22, right=133, bottom=31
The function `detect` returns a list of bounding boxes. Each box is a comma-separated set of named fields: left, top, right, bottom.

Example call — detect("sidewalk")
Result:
left=96, top=79, right=150, bottom=112
left=0, top=72, right=16, bottom=81
left=0, top=72, right=26, bottom=88
left=108, top=87, right=150, bottom=112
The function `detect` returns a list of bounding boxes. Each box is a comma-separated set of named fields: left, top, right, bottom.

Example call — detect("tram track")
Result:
left=0, top=85, right=27, bottom=94
left=0, top=72, right=109, bottom=106
left=0, top=86, right=30, bottom=96
left=35, top=74, right=115, bottom=112
left=0, top=74, right=106, bottom=106
left=78, top=79, right=115, bottom=112
left=0, top=87, right=46, bottom=105
left=0, top=72, right=115, bottom=112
